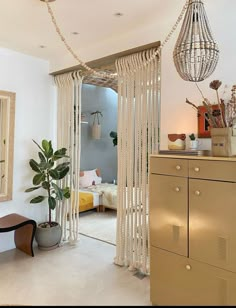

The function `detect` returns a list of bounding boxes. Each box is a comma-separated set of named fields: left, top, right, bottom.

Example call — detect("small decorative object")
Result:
left=197, top=104, right=224, bottom=138
left=186, top=80, right=236, bottom=156
left=189, top=133, right=196, bottom=141
left=173, top=0, right=219, bottom=82
left=189, top=133, right=200, bottom=150
left=91, top=111, right=103, bottom=140
left=168, top=134, right=186, bottom=150
left=25, top=139, right=70, bottom=250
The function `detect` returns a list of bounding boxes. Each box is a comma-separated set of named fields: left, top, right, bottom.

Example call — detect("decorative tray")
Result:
left=158, top=150, right=212, bottom=156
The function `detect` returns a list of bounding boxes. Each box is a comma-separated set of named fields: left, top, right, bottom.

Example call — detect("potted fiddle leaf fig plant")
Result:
left=25, top=139, right=70, bottom=250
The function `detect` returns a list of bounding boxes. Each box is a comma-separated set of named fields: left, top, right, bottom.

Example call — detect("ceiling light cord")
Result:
left=44, top=0, right=190, bottom=78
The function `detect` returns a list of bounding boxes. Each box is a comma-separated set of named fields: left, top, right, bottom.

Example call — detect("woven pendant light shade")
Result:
left=173, top=0, right=219, bottom=82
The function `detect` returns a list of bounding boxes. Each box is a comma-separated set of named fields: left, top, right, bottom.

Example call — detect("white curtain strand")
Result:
left=114, top=48, right=160, bottom=274
left=54, top=71, right=83, bottom=244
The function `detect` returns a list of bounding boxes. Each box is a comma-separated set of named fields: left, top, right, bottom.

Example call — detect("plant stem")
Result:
left=216, top=90, right=225, bottom=127
left=46, top=158, right=52, bottom=225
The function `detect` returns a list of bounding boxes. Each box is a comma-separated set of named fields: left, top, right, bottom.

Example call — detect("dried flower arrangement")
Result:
left=186, top=80, right=236, bottom=128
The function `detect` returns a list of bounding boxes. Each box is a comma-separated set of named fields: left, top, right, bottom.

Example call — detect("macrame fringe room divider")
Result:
left=53, top=48, right=160, bottom=276
left=114, top=48, right=160, bottom=274
left=54, top=71, right=83, bottom=244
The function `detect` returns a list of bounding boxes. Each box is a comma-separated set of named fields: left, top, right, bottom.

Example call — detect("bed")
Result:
left=86, top=183, right=117, bottom=211
left=71, top=189, right=101, bottom=213
left=72, top=169, right=117, bottom=212
left=71, top=168, right=103, bottom=213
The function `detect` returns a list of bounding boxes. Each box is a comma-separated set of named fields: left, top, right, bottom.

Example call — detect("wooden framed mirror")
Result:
left=0, top=90, right=15, bottom=201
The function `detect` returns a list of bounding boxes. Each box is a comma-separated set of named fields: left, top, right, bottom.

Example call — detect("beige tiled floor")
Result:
left=0, top=235, right=151, bottom=306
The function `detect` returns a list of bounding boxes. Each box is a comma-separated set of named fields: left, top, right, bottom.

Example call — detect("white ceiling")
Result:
left=0, top=0, right=230, bottom=73
left=0, top=0, right=169, bottom=65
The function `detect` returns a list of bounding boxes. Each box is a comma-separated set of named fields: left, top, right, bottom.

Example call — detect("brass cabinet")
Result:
left=149, top=155, right=236, bottom=306
left=189, top=179, right=236, bottom=273
left=151, top=247, right=236, bottom=306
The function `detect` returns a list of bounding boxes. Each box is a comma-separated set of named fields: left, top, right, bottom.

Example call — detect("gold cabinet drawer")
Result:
left=150, top=174, right=188, bottom=257
left=150, top=157, right=188, bottom=177
left=150, top=247, right=236, bottom=306
left=189, top=159, right=236, bottom=182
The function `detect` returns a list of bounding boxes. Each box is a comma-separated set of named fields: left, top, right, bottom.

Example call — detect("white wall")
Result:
left=159, top=0, right=236, bottom=150
left=51, top=0, right=236, bottom=150
left=0, top=48, right=56, bottom=252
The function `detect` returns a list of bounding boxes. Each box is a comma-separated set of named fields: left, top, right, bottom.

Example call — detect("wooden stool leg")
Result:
left=14, top=223, right=35, bottom=257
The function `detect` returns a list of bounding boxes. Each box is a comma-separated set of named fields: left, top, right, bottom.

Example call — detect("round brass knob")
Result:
left=176, top=165, right=181, bottom=170
left=186, top=264, right=191, bottom=271
left=195, top=190, right=201, bottom=196
left=194, top=167, right=200, bottom=172
left=175, top=187, right=180, bottom=192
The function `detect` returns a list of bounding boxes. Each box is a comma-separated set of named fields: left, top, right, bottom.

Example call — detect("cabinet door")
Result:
left=150, top=174, right=188, bottom=256
left=150, top=247, right=236, bottom=306
left=189, top=179, right=236, bottom=272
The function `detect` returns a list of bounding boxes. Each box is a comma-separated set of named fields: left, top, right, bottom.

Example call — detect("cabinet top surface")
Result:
left=151, top=154, right=236, bottom=162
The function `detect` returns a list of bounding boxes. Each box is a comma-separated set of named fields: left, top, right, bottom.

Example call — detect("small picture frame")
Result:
left=197, top=104, right=225, bottom=138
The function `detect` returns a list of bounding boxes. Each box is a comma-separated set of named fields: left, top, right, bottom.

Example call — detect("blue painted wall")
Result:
left=80, top=84, right=118, bottom=183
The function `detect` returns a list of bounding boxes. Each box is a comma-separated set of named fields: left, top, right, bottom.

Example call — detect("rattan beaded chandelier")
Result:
left=173, top=0, right=219, bottom=82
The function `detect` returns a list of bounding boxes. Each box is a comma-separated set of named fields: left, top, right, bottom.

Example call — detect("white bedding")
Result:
left=86, top=183, right=117, bottom=210
left=80, top=184, right=148, bottom=212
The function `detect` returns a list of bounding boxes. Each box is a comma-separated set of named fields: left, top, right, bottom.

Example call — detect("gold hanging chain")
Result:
left=44, top=0, right=190, bottom=78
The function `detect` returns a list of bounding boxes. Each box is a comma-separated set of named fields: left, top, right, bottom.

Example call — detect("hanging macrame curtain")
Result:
left=115, top=48, right=160, bottom=274
left=54, top=71, right=83, bottom=244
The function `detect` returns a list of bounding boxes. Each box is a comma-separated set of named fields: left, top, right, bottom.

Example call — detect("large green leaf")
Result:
left=48, top=196, right=57, bottom=210
left=25, top=186, right=41, bottom=192
left=42, top=140, right=53, bottom=158
left=49, top=169, right=60, bottom=180
left=29, top=159, right=41, bottom=173
left=39, top=161, right=54, bottom=170
left=58, top=166, right=70, bottom=179
left=38, top=152, right=46, bottom=162
left=54, top=148, right=67, bottom=156
left=42, top=139, right=50, bottom=152
left=53, top=154, right=70, bottom=161
left=30, top=195, right=45, bottom=203
left=63, top=187, right=71, bottom=199
left=33, top=173, right=46, bottom=185
left=42, top=181, right=50, bottom=190
left=53, top=148, right=69, bottom=161
left=52, top=182, right=63, bottom=200
left=54, top=162, right=70, bottom=172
